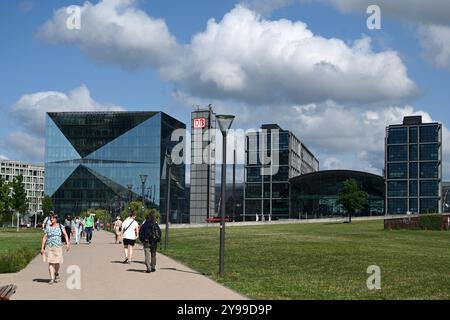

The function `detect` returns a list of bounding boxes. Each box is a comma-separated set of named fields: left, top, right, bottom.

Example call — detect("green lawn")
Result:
left=0, top=228, right=42, bottom=273
left=162, top=220, right=450, bottom=300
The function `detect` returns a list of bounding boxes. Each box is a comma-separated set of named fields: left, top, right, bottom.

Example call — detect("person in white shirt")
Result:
left=121, top=212, right=139, bottom=264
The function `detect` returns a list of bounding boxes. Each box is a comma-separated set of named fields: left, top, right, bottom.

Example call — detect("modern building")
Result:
left=385, top=116, right=442, bottom=214
left=45, top=112, right=186, bottom=222
left=443, top=182, right=450, bottom=213
left=244, top=124, right=319, bottom=220
left=0, top=160, right=45, bottom=216
left=290, top=170, right=385, bottom=219
left=189, top=106, right=216, bottom=223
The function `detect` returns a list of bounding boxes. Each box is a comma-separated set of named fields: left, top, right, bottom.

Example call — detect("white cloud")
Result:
left=40, top=2, right=417, bottom=106
left=0, top=155, right=9, bottom=160
left=315, top=0, right=450, bottom=71
left=4, top=132, right=44, bottom=163
left=166, top=6, right=417, bottom=106
left=7, top=85, right=125, bottom=162
left=37, top=0, right=180, bottom=70
left=418, top=25, right=450, bottom=70
left=11, top=85, right=124, bottom=136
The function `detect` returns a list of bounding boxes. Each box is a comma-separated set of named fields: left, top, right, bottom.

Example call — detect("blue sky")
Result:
left=0, top=0, right=449, bottom=179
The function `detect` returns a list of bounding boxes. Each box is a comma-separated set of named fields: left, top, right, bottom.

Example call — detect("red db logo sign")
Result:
left=193, top=118, right=206, bottom=129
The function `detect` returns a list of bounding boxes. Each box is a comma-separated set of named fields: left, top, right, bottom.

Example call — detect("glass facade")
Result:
left=243, top=124, right=319, bottom=221
left=45, top=112, right=186, bottom=222
left=385, top=119, right=442, bottom=214
left=291, top=170, right=385, bottom=219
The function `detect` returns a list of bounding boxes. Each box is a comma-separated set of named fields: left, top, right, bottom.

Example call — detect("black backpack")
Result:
left=139, top=221, right=161, bottom=243
left=151, top=223, right=162, bottom=243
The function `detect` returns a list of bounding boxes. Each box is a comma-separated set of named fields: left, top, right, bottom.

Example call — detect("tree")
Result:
left=120, top=201, right=160, bottom=223
left=11, top=175, right=28, bottom=215
left=0, top=177, right=12, bottom=223
left=337, top=179, right=368, bottom=223
left=42, top=195, right=54, bottom=219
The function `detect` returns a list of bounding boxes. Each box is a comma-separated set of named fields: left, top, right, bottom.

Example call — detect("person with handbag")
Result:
left=40, top=214, right=70, bottom=284
left=121, top=212, right=139, bottom=264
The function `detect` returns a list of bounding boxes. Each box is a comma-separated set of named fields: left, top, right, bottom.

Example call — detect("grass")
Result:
left=162, top=220, right=450, bottom=300
left=0, top=228, right=42, bottom=273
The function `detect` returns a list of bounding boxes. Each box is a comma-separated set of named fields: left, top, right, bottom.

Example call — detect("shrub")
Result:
left=418, top=215, right=443, bottom=231
left=0, top=247, right=38, bottom=273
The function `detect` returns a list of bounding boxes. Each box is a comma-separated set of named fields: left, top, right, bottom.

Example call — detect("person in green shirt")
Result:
left=85, top=212, right=95, bottom=244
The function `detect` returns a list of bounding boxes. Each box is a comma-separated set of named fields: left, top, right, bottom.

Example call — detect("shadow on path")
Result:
left=32, top=278, right=51, bottom=283
left=160, top=268, right=206, bottom=276
left=126, top=269, right=148, bottom=273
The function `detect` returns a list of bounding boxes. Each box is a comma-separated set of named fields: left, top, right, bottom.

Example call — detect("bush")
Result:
left=0, top=247, right=38, bottom=273
left=418, top=215, right=443, bottom=231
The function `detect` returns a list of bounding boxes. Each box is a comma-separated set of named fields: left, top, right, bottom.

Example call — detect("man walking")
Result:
left=84, top=212, right=95, bottom=244
left=121, top=212, right=139, bottom=264
left=139, top=214, right=161, bottom=273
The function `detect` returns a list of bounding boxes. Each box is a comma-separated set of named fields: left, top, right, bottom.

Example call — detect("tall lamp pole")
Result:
left=165, top=151, right=172, bottom=250
left=139, top=175, right=148, bottom=221
left=127, top=184, right=133, bottom=205
left=217, top=114, right=235, bottom=276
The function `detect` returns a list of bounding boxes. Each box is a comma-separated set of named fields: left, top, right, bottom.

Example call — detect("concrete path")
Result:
left=0, top=231, right=246, bottom=300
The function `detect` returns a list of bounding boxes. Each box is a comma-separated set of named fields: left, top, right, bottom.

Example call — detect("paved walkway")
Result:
left=0, top=231, right=246, bottom=300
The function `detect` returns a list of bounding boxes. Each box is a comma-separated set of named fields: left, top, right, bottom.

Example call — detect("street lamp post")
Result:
left=216, top=114, right=235, bottom=276
left=139, top=175, right=148, bottom=222
left=165, top=152, right=172, bottom=250
left=127, top=184, right=133, bottom=205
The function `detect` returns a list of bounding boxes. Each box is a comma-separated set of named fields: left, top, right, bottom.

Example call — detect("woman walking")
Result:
left=40, top=214, right=70, bottom=284
left=73, top=216, right=81, bottom=245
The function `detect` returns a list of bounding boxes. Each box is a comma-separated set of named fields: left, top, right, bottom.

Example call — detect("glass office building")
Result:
left=385, top=116, right=442, bottom=214
left=290, top=170, right=385, bottom=219
left=244, top=124, right=319, bottom=220
left=443, top=182, right=450, bottom=213
left=45, top=112, right=186, bottom=222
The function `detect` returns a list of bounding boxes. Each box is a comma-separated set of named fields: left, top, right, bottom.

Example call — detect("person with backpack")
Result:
left=139, top=213, right=161, bottom=273
left=40, top=214, right=70, bottom=284
left=121, top=212, right=139, bottom=264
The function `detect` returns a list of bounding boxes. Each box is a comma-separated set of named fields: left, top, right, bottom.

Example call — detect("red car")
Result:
left=205, top=216, right=230, bottom=223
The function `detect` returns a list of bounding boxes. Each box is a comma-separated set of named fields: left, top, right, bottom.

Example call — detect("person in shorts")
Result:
left=40, top=214, right=70, bottom=284
left=121, top=212, right=139, bottom=264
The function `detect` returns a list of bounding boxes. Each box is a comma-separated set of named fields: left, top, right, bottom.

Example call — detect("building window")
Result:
left=420, top=126, right=439, bottom=143
left=388, top=145, right=407, bottom=161
left=388, top=198, right=407, bottom=214
left=388, top=181, right=407, bottom=197
left=409, top=162, right=418, bottom=179
left=388, top=127, right=407, bottom=144
left=409, top=127, right=418, bottom=143
left=409, top=198, right=418, bottom=213
left=420, top=144, right=439, bottom=161
left=420, top=180, right=439, bottom=197
left=409, top=180, right=418, bottom=197
left=388, top=163, right=407, bottom=179
left=420, top=162, right=439, bottom=179
left=420, top=198, right=439, bottom=213
left=409, top=145, right=418, bottom=161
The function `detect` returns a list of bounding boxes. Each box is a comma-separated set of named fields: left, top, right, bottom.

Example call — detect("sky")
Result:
left=0, top=0, right=449, bottom=182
